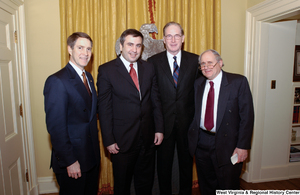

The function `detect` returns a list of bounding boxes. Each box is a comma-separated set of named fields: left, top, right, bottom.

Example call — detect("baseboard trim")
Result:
left=38, top=176, right=59, bottom=194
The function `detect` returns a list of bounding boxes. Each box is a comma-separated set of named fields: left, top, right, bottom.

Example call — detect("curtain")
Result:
left=59, top=0, right=220, bottom=193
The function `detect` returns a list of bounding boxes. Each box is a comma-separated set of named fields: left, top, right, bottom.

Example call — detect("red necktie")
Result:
left=129, top=64, right=139, bottom=91
left=204, top=81, right=214, bottom=131
left=82, top=72, right=92, bottom=96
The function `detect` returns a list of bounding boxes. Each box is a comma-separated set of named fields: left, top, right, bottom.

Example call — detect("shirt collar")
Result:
left=120, top=55, right=137, bottom=71
left=207, top=70, right=223, bottom=84
left=167, top=50, right=182, bottom=61
left=69, top=61, right=86, bottom=76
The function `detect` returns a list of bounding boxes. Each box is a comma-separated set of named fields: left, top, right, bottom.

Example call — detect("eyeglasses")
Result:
left=199, top=61, right=219, bottom=70
left=165, top=34, right=182, bottom=40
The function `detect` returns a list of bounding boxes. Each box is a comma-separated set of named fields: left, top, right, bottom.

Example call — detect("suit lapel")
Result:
left=115, top=57, right=138, bottom=90
left=159, top=51, right=175, bottom=85
left=216, top=71, right=230, bottom=132
left=177, top=51, right=188, bottom=86
left=66, top=63, right=92, bottom=113
left=137, top=60, right=144, bottom=94
left=196, top=78, right=206, bottom=128
left=86, top=72, right=97, bottom=120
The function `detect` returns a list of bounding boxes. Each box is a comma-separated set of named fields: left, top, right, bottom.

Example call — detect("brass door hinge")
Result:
left=19, top=104, right=23, bottom=117
left=25, top=169, right=29, bottom=182
left=14, top=30, right=18, bottom=44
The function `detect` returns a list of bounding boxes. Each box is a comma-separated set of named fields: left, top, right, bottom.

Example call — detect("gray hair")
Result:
left=198, top=49, right=224, bottom=66
left=163, top=22, right=184, bottom=36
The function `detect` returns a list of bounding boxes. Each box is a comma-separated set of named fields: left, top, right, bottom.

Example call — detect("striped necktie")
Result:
left=173, top=56, right=179, bottom=88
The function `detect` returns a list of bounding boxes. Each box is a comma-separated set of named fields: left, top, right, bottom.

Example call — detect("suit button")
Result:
left=229, top=110, right=232, bottom=113
left=83, top=109, right=87, bottom=112
left=224, top=134, right=227, bottom=137
left=226, top=123, right=229, bottom=125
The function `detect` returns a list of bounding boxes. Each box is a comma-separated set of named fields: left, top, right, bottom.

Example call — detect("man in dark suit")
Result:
left=188, top=49, right=254, bottom=194
left=148, top=22, right=199, bottom=195
left=97, top=29, right=164, bottom=195
left=44, top=32, right=100, bottom=195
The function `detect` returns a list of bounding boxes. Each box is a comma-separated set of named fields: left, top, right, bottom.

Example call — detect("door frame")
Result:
left=243, top=0, right=300, bottom=182
left=0, top=0, right=38, bottom=193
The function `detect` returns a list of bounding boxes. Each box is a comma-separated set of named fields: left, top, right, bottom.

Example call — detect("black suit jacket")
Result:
left=44, top=63, right=100, bottom=173
left=97, top=57, right=164, bottom=152
left=188, top=71, right=254, bottom=166
left=148, top=51, right=200, bottom=139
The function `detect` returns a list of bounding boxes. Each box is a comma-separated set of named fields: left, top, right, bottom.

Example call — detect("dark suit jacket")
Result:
left=148, top=51, right=200, bottom=139
left=188, top=70, right=254, bottom=167
left=44, top=63, right=100, bottom=173
left=97, top=57, right=164, bottom=152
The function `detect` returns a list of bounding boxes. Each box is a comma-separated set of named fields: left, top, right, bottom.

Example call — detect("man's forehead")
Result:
left=74, top=38, right=91, bottom=45
left=165, top=25, right=181, bottom=33
left=124, top=35, right=142, bottom=43
left=201, top=52, right=215, bottom=60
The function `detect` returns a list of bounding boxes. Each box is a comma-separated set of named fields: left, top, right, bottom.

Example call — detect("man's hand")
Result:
left=232, top=148, right=248, bottom=163
left=107, top=143, right=120, bottom=154
left=67, top=161, right=81, bottom=179
left=154, top=133, right=164, bottom=145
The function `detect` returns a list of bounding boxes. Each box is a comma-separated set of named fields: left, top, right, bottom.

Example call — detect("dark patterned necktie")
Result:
left=173, top=56, right=179, bottom=88
left=130, top=64, right=139, bottom=91
left=204, top=81, right=214, bottom=131
left=82, top=72, right=91, bottom=96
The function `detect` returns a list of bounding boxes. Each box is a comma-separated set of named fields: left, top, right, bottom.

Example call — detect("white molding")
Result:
left=244, top=0, right=300, bottom=182
left=11, top=3, right=40, bottom=194
left=18, top=4, right=39, bottom=194
left=38, top=177, right=59, bottom=194
left=288, top=162, right=300, bottom=178
left=0, top=0, right=22, bottom=8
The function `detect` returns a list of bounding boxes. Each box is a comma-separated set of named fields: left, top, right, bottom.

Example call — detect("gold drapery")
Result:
left=59, top=0, right=220, bottom=193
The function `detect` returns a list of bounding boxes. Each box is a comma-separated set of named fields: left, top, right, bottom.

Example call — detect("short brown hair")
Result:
left=119, top=29, right=144, bottom=46
left=67, top=32, right=93, bottom=49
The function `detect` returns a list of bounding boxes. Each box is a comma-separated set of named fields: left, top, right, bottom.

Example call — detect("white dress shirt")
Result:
left=69, top=61, right=92, bottom=92
left=200, top=71, right=223, bottom=133
left=166, top=50, right=182, bottom=75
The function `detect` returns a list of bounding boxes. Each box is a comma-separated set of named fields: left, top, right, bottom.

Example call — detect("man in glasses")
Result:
left=188, top=49, right=254, bottom=194
left=148, top=22, right=200, bottom=195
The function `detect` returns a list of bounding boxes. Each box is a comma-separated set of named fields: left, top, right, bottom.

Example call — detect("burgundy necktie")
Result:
left=204, top=81, right=214, bottom=131
left=129, top=64, right=139, bottom=91
left=82, top=72, right=91, bottom=96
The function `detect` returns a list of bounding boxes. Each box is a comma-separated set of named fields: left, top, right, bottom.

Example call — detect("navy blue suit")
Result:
left=44, top=63, right=100, bottom=194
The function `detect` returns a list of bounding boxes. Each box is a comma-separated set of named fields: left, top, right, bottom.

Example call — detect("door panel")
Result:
left=0, top=6, right=27, bottom=195
left=262, top=20, right=297, bottom=167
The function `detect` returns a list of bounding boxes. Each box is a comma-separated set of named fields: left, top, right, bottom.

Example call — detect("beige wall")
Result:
left=25, top=0, right=61, bottom=177
left=221, top=0, right=247, bottom=74
left=25, top=0, right=265, bottom=178
left=247, top=0, right=266, bottom=8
